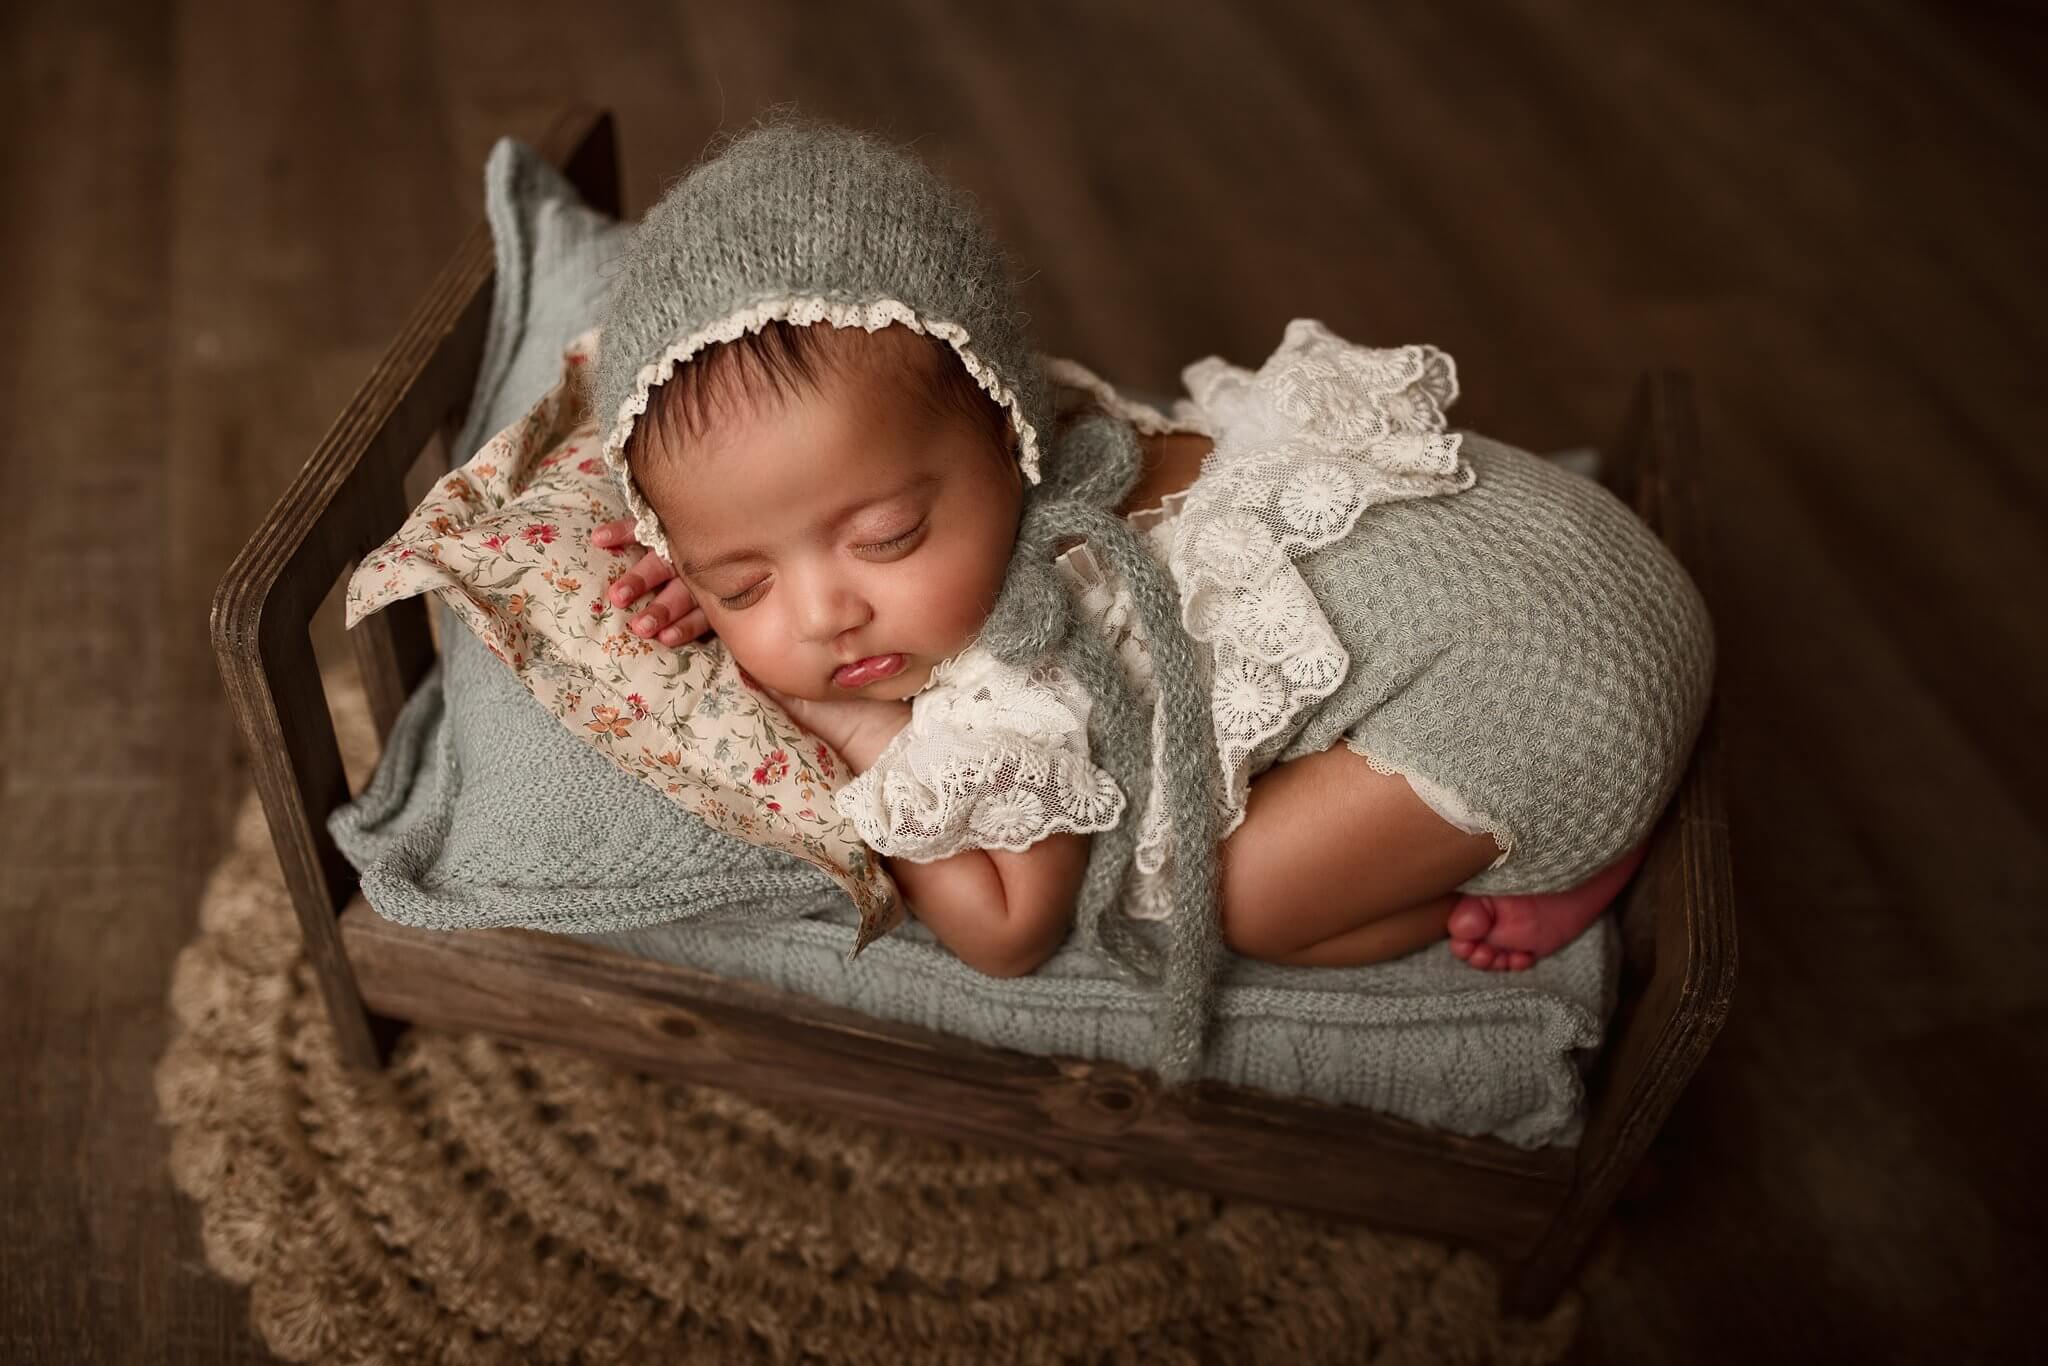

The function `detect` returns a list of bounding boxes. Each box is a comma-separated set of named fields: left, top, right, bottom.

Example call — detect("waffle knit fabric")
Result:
left=590, top=117, right=1227, bottom=1084
left=1292, top=431, right=1714, bottom=892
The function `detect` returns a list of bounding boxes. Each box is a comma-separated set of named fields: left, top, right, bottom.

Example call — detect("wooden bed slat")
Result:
left=340, top=899, right=1572, bottom=1256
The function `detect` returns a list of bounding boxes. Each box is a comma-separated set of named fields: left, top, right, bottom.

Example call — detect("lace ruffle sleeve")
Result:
left=830, top=648, right=1127, bottom=862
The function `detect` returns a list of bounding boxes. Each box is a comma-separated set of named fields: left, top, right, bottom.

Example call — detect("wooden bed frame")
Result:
left=210, top=106, right=1735, bottom=1316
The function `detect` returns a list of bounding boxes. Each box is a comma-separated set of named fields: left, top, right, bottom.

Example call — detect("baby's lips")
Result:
left=832, top=654, right=906, bottom=689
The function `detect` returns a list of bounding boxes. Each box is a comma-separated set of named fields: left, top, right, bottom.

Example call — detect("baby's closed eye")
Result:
left=855, top=518, right=927, bottom=557
left=708, top=519, right=929, bottom=609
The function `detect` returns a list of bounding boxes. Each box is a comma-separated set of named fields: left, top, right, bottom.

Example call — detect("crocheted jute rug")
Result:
left=155, top=673, right=1581, bottom=1364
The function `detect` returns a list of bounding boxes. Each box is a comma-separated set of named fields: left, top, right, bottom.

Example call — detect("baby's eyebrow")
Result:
left=677, top=473, right=939, bottom=577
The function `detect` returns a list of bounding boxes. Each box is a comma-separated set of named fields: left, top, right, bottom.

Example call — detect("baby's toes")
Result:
left=1504, top=949, right=1536, bottom=971
left=1465, top=942, right=1498, bottom=970
left=1450, top=937, right=1478, bottom=961
left=1447, top=898, right=1494, bottom=942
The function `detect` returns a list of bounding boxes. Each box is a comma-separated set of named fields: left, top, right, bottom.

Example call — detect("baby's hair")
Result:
left=623, top=320, right=1014, bottom=472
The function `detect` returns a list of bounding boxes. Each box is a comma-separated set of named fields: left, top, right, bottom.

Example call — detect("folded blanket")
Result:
left=329, top=613, right=1618, bottom=1148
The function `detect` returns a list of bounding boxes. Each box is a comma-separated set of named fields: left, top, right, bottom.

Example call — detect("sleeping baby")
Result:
left=583, top=117, right=1714, bottom=989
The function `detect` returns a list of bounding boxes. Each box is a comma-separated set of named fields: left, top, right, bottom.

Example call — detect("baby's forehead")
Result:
left=646, top=379, right=949, bottom=532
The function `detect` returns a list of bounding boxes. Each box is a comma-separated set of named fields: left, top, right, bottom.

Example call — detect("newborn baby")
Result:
left=586, top=120, right=1714, bottom=986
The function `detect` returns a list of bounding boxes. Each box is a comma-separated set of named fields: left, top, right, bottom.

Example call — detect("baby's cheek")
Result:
left=711, top=616, right=787, bottom=684
left=935, top=542, right=1012, bottom=644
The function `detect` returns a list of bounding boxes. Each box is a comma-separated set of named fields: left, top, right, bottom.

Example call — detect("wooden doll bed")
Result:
left=210, top=107, right=1735, bottom=1315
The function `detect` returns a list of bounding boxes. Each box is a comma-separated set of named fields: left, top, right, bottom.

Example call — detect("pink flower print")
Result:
left=626, top=692, right=651, bottom=721
left=481, top=532, right=510, bottom=554
left=813, top=741, right=836, bottom=780
left=766, top=801, right=781, bottom=812
left=577, top=458, right=602, bottom=475
left=589, top=598, right=606, bottom=618
left=751, top=748, right=791, bottom=786
left=521, top=522, right=558, bottom=547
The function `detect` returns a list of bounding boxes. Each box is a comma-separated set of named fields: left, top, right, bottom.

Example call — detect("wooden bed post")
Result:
left=1501, top=372, right=1739, bottom=1312
left=209, top=107, right=619, bottom=1068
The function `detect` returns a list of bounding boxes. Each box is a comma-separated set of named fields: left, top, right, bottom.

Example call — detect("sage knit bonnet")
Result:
left=593, top=117, right=1053, bottom=563
left=592, top=116, right=1227, bottom=1086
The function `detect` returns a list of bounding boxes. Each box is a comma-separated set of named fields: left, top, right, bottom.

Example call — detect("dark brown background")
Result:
left=4, top=2, right=2044, bottom=1361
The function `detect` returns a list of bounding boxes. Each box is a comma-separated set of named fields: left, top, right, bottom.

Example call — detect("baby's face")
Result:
left=637, top=332, right=1024, bottom=703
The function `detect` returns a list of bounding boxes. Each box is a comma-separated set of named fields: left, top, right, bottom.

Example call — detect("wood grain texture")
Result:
left=339, top=902, right=1574, bottom=1254
left=5, top=1, right=2043, bottom=1361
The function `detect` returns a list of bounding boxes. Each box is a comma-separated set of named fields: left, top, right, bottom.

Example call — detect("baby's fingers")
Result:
left=607, top=547, right=677, bottom=609
left=591, top=516, right=640, bottom=549
left=632, top=579, right=708, bottom=643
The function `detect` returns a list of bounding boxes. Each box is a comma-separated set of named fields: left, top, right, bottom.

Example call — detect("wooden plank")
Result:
left=339, top=900, right=1574, bottom=1256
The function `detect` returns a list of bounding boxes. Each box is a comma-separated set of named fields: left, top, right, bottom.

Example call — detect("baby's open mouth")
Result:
left=831, top=654, right=905, bottom=690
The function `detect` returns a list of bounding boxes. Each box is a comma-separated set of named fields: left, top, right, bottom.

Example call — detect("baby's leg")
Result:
left=1217, top=742, right=1503, bottom=965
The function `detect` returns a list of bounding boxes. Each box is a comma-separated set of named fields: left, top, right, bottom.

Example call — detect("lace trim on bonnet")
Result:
left=597, top=296, right=1045, bottom=567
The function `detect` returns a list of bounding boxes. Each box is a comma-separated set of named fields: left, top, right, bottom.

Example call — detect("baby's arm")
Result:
left=882, top=834, right=1090, bottom=978
left=778, top=690, right=1091, bottom=979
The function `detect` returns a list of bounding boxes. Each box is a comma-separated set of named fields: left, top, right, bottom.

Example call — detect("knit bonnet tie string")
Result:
left=976, top=412, right=1225, bottom=1085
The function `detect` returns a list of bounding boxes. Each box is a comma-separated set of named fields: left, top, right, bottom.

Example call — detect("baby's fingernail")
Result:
left=633, top=615, right=657, bottom=632
left=611, top=585, right=633, bottom=604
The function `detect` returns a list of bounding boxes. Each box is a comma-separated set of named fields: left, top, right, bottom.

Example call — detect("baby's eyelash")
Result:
left=858, top=523, right=923, bottom=554
left=713, top=521, right=926, bottom=610
left=717, top=582, right=768, bottom=609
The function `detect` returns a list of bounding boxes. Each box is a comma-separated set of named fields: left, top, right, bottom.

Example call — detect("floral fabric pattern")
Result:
left=345, top=329, right=903, bottom=948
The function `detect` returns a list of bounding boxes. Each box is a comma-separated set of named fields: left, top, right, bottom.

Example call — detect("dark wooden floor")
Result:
left=4, top=1, right=2043, bottom=1361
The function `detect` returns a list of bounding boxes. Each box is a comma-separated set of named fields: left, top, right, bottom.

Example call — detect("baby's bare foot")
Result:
left=1447, top=842, right=1650, bottom=972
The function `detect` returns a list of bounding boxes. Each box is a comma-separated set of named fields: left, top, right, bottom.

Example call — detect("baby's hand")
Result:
left=760, top=686, right=912, bottom=775
left=592, top=517, right=708, bottom=646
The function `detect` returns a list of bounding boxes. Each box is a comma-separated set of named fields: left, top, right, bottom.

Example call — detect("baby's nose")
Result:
left=795, top=580, right=872, bottom=643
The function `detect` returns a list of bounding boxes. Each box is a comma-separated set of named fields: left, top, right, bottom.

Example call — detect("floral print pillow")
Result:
left=345, top=328, right=905, bottom=950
